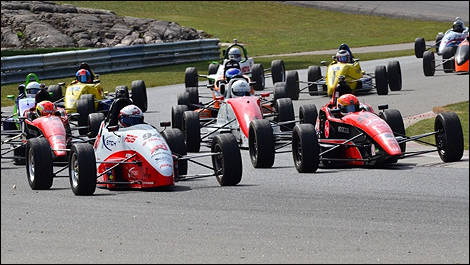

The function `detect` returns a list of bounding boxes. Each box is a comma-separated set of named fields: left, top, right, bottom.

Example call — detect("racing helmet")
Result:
left=36, top=100, right=56, bottom=116
left=231, top=79, right=251, bottom=97
left=228, top=47, right=242, bottom=62
left=336, top=49, right=351, bottom=63
left=453, top=19, right=465, bottom=33
left=76, top=69, right=91, bottom=83
left=25, top=81, right=41, bottom=96
left=337, top=94, right=359, bottom=114
left=118, top=104, right=144, bottom=128
left=225, top=68, right=242, bottom=81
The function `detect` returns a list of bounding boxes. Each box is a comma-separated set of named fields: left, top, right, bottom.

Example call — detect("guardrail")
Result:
left=1, top=38, right=220, bottom=85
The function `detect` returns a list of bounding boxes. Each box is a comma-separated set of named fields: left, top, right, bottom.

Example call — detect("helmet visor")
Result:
left=341, top=104, right=356, bottom=113
left=121, top=116, right=143, bottom=127
left=78, top=74, right=88, bottom=83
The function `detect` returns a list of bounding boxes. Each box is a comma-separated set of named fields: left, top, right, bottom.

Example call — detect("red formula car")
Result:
left=290, top=87, right=464, bottom=172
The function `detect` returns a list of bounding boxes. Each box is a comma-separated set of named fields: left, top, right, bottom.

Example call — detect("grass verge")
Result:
left=406, top=101, right=469, bottom=150
left=1, top=49, right=413, bottom=107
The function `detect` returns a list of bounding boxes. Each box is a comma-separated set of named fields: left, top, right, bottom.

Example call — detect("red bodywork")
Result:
left=226, top=96, right=264, bottom=137
left=24, top=109, right=70, bottom=158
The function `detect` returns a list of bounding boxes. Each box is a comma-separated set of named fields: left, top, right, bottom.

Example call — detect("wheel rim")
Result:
left=70, top=152, right=79, bottom=188
left=436, top=128, right=446, bottom=157
left=293, top=133, right=303, bottom=168
left=249, top=133, right=258, bottom=162
left=28, top=147, right=35, bottom=183
left=213, top=144, right=223, bottom=178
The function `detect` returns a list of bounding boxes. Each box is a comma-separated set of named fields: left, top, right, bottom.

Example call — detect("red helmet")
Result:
left=36, top=100, right=56, bottom=116
left=337, top=94, right=359, bottom=114
left=118, top=105, right=144, bottom=127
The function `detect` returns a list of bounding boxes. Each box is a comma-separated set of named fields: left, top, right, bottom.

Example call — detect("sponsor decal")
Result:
left=324, top=120, right=330, bottom=138
left=128, top=167, right=138, bottom=179
left=159, top=163, right=172, bottom=169
left=150, top=143, right=168, bottom=154
left=103, top=135, right=118, bottom=151
left=337, top=126, right=349, bottom=134
left=125, top=134, right=137, bottom=143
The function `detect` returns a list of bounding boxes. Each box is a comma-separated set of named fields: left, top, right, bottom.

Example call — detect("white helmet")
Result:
left=25, top=81, right=41, bottom=96
left=231, top=79, right=251, bottom=97
left=228, top=47, right=242, bottom=62
left=118, top=104, right=144, bottom=127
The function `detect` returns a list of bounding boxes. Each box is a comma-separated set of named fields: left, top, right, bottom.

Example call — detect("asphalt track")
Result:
left=1, top=54, right=468, bottom=263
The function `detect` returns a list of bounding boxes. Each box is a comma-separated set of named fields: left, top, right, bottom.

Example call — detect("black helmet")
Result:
left=115, top=86, right=129, bottom=99
left=453, top=20, right=465, bottom=33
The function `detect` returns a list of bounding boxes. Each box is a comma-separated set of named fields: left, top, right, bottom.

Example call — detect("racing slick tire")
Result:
left=442, top=47, right=456, bottom=73
left=208, top=63, right=219, bottom=85
left=271, top=59, right=286, bottom=83
left=177, top=91, right=190, bottom=107
left=299, top=104, right=318, bottom=126
left=249, top=119, right=275, bottom=168
left=171, top=105, right=189, bottom=130
left=69, top=143, right=97, bottom=195
left=88, top=112, right=105, bottom=138
left=307, top=66, right=322, bottom=96
left=434, top=112, right=464, bottom=162
left=185, top=67, right=198, bottom=88
left=379, top=109, right=406, bottom=163
left=77, top=94, right=95, bottom=136
left=387, top=60, right=402, bottom=91
left=183, top=111, right=201, bottom=153
left=273, top=82, right=288, bottom=101
left=251, top=63, right=265, bottom=91
left=374, top=65, right=388, bottom=95
left=423, top=51, right=436, bottom=76
left=162, top=128, right=188, bottom=176
left=435, top=33, right=444, bottom=47
left=414, top=37, right=426, bottom=58
left=48, top=85, right=62, bottom=103
left=286, top=70, right=300, bottom=100
left=186, top=86, right=199, bottom=109
left=26, top=137, right=53, bottom=190
left=131, top=80, right=148, bottom=112
left=275, top=98, right=295, bottom=131
left=211, top=133, right=242, bottom=186
left=292, top=124, right=320, bottom=173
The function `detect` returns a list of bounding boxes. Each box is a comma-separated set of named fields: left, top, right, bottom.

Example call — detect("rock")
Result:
left=1, top=1, right=206, bottom=49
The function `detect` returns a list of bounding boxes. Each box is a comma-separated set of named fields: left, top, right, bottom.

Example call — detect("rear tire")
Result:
left=434, top=112, right=463, bottom=162
left=286, top=70, right=300, bottom=100
left=162, top=128, right=188, bottom=176
left=292, top=124, right=320, bottom=173
left=77, top=94, right=95, bottom=135
left=208, top=63, right=219, bottom=85
left=299, top=104, right=318, bottom=126
left=414, top=37, right=425, bottom=58
left=183, top=111, right=201, bottom=152
left=271, top=59, right=286, bottom=83
left=307, top=66, right=322, bottom=96
left=185, top=67, right=198, bottom=88
left=275, top=98, right=295, bottom=131
left=273, top=82, right=288, bottom=101
left=387, top=60, right=402, bottom=91
left=211, top=134, right=242, bottom=186
left=88, top=112, right=105, bottom=138
left=423, top=51, right=435, bottom=76
left=251, top=63, right=265, bottom=91
left=26, top=137, right=53, bottom=190
left=171, top=105, right=188, bottom=130
left=131, top=80, right=148, bottom=112
left=248, top=119, right=275, bottom=168
left=375, top=65, right=388, bottom=95
left=186, top=86, right=199, bottom=109
left=69, top=143, right=96, bottom=195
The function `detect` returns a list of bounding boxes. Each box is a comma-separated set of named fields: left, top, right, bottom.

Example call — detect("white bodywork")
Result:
left=17, top=97, right=36, bottom=117
left=437, top=29, right=468, bottom=55
left=208, top=58, right=255, bottom=81
left=94, top=123, right=174, bottom=177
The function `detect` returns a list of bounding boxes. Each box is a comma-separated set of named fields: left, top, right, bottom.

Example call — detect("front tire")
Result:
left=275, top=98, right=295, bottom=131
left=48, top=85, right=62, bottom=103
left=69, top=143, right=97, bottom=195
left=434, top=112, right=463, bottom=162
left=88, top=112, right=105, bottom=138
left=26, top=137, right=53, bottom=190
left=299, top=104, right=318, bottom=126
left=185, top=67, right=198, bottom=88
left=307, top=66, right=322, bottom=96
left=414, top=37, right=425, bottom=58
left=211, top=134, right=242, bottom=186
left=286, top=70, right=300, bottom=100
left=251, top=63, right=265, bottom=91
left=131, top=80, right=148, bottom=112
left=183, top=111, right=201, bottom=153
left=77, top=94, right=95, bottom=135
left=271, top=59, right=286, bottom=83
left=375, top=65, right=388, bottom=95
left=292, top=124, right=320, bottom=173
left=162, top=128, right=188, bottom=176
left=387, top=60, right=402, bottom=91
left=423, top=51, right=435, bottom=76
left=248, top=119, right=275, bottom=168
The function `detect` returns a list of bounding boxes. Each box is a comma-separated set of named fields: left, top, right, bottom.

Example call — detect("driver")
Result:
left=338, top=43, right=354, bottom=61
left=227, top=47, right=242, bottom=62
left=78, top=62, right=96, bottom=81
left=118, top=104, right=144, bottom=128
left=225, top=68, right=242, bottom=82
left=335, top=49, right=352, bottom=63
left=230, top=79, right=251, bottom=97
left=451, top=17, right=468, bottom=33
left=75, top=69, right=92, bottom=83
left=336, top=94, right=359, bottom=115
left=35, top=100, right=57, bottom=117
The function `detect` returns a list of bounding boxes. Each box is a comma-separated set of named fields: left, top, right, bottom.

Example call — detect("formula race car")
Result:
left=171, top=76, right=298, bottom=170
left=49, top=75, right=148, bottom=135
left=185, top=39, right=286, bottom=91
left=423, top=34, right=469, bottom=76
left=290, top=89, right=464, bottom=172
left=285, top=57, right=402, bottom=99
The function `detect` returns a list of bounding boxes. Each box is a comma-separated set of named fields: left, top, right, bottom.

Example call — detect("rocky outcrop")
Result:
left=1, top=1, right=209, bottom=49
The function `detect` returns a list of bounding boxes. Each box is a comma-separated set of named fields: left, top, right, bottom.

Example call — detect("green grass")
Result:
left=1, top=49, right=413, bottom=107
left=406, top=101, right=469, bottom=150
left=57, top=1, right=449, bottom=56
